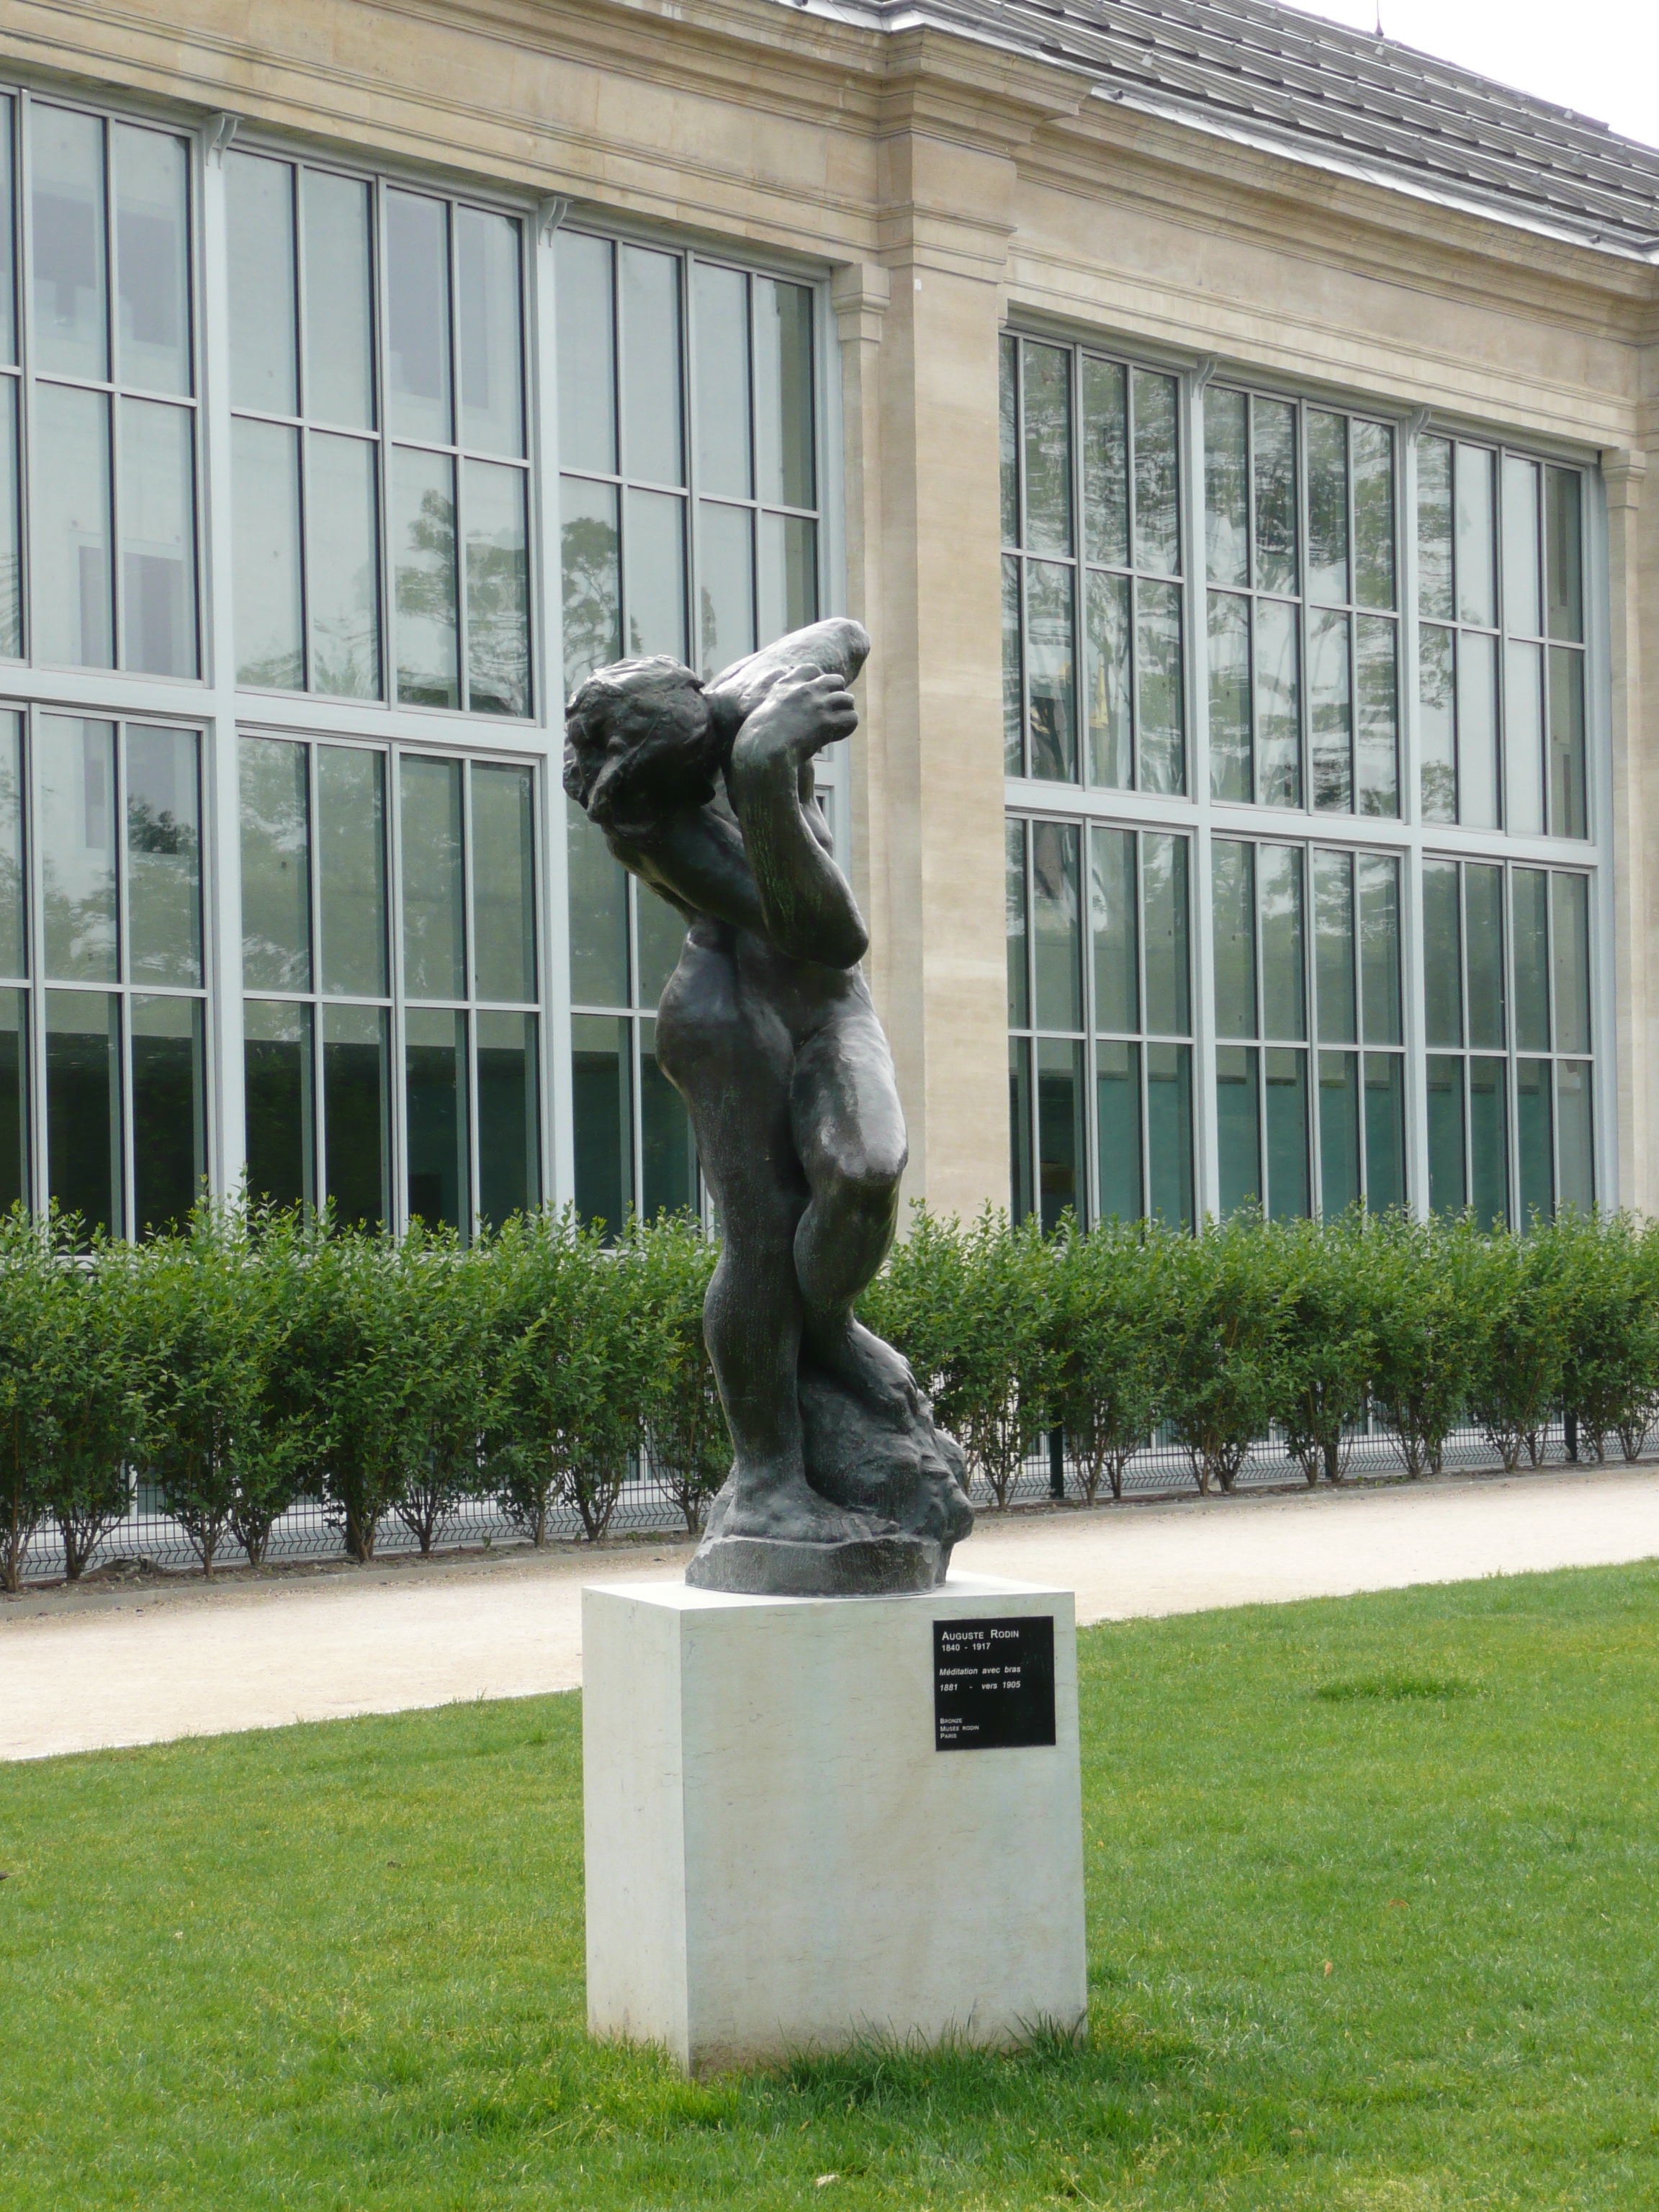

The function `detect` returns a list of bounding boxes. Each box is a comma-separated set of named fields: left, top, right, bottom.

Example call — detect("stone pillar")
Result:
left=1604, top=444, right=1651, bottom=1210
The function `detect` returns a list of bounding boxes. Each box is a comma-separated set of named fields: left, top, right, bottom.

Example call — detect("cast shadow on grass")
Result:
left=1310, top=1671, right=1480, bottom=1704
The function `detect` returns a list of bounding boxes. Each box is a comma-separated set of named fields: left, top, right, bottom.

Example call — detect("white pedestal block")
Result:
left=582, top=1572, right=1087, bottom=2075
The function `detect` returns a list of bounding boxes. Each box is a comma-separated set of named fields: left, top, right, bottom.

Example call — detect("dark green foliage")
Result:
left=0, top=1210, right=73, bottom=1590
left=42, top=1219, right=144, bottom=1578
left=1464, top=1227, right=1570, bottom=1472
left=1048, top=1216, right=1176, bottom=1501
left=1161, top=1210, right=1287, bottom=1493
left=1274, top=1213, right=1377, bottom=1485
left=632, top=1212, right=728, bottom=1532
left=1550, top=1210, right=1659, bottom=1460
left=1362, top=1211, right=1493, bottom=1479
left=389, top=1228, right=500, bottom=1555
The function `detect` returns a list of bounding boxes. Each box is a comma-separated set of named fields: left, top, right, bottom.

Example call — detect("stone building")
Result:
left=0, top=0, right=1652, bottom=1236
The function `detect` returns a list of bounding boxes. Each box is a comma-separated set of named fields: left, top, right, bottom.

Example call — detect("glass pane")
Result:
left=1009, top=1035, right=1033, bottom=1227
left=477, top=1008, right=539, bottom=1228
left=228, top=156, right=297, bottom=413
left=1025, top=562, right=1075, bottom=782
left=562, top=476, right=621, bottom=695
left=457, top=208, right=523, bottom=458
left=1146, top=1041, right=1193, bottom=1228
left=37, top=716, right=117, bottom=982
left=405, top=1005, right=467, bottom=1234
left=127, top=724, right=201, bottom=987
left=243, top=998, right=313, bottom=1213
left=557, top=232, right=616, bottom=473
left=1265, top=1047, right=1309, bottom=1218
left=240, top=737, right=310, bottom=992
left=1426, top=1054, right=1465, bottom=1218
left=1308, top=607, right=1351, bottom=811
left=393, top=446, right=458, bottom=707
left=1548, top=647, right=1586, bottom=839
left=1132, top=371, right=1179, bottom=575
left=641, top=1018, right=697, bottom=1220
left=999, top=335, right=1020, bottom=549
left=1313, top=849, right=1355, bottom=1044
left=1502, top=455, right=1540, bottom=637
left=1215, top=1043, right=1261, bottom=1218
left=624, top=487, right=687, bottom=661
left=1082, top=355, right=1127, bottom=567
left=131, top=993, right=204, bottom=1236
left=232, top=418, right=302, bottom=688
left=755, top=278, right=813, bottom=511
left=572, top=1011, right=631, bottom=1239
left=694, top=264, right=751, bottom=500
left=1021, top=343, right=1071, bottom=557
left=1512, top=867, right=1550, bottom=1053
left=1002, top=557, right=1023, bottom=775
left=1464, top=862, right=1505, bottom=1050
left=472, top=763, right=536, bottom=1003
left=1143, top=833, right=1189, bottom=1035
left=0, top=382, right=17, bottom=657
left=400, top=755, right=464, bottom=1001
left=757, top=510, right=817, bottom=645
left=0, top=100, right=12, bottom=366
left=1254, top=596, right=1300, bottom=807
left=1355, top=616, right=1398, bottom=817
left=567, top=797, right=628, bottom=1007
left=1084, top=570, right=1130, bottom=788
left=1357, top=853, right=1401, bottom=1046
left=309, top=431, right=381, bottom=699
left=316, top=744, right=387, bottom=997
left=1504, top=639, right=1545, bottom=835
left=323, top=1001, right=387, bottom=1230
left=1005, top=817, right=1028, bottom=1030
left=1556, top=1063, right=1593, bottom=1213
left=1031, top=819, right=1082, bottom=1032
left=1455, top=444, right=1496, bottom=629
left=1207, top=590, right=1250, bottom=803
left=1552, top=872, right=1591, bottom=1053
left=637, top=881, right=687, bottom=1010
left=33, top=106, right=107, bottom=379
left=1352, top=419, right=1394, bottom=611
left=1095, top=1038, right=1140, bottom=1221
left=1037, top=1035, right=1084, bottom=1233
left=1456, top=629, right=1498, bottom=830
left=1252, top=398, right=1297, bottom=598
left=1211, top=840, right=1256, bottom=1041
left=32, top=383, right=113, bottom=668
left=1089, top=824, right=1136, bottom=1033
left=1417, top=436, right=1453, bottom=621
left=45, top=989, right=120, bottom=1238
left=700, top=502, right=755, bottom=679
left=113, top=125, right=189, bottom=399
left=302, top=171, right=374, bottom=430
left=1516, top=1058, right=1552, bottom=1226
left=120, top=397, right=197, bottom=677
left=385, top=192, right=451, bottom=444
left=1419, top=624, right=1455, bottom=822
left=465, top=458, right=530, bottom=716
left=622, top=246, right=683, bottom=488
left=1468, top=1057, right=1508, bottom=1231
left=1422, top=859, right=1462, bottom=1047
left=1545, top=468, right=1583, bottom=642
left=1204, top=387, right=1248, bottom=588
left=0, top=714, right=22, bottom=978
left=1259, top=843, right=1305, bottom=1041
left=1306, top=410, right=1348, bottom=606
left=1137, top=580, right=1184, bottom=796
left=1363, top=1052, right=1406, bottom=1212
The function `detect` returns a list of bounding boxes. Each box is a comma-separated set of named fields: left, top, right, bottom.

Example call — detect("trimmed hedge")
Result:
left=2, top=1198, right=1658, bottom=1588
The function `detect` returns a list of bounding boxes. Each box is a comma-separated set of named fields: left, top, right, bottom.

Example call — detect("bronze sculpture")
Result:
left=565, top=619, right=973, bottom=1595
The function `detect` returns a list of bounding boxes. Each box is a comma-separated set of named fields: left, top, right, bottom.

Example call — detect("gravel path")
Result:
left=5, top=1462, right=1658, bottom=1762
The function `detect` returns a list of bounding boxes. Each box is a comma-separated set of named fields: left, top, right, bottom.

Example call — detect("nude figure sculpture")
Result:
left=563, top=618, right=974, bottom=1595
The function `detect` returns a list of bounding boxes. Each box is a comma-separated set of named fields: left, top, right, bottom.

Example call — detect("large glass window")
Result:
left=240, top=734, right=541, bottom=1233
left=225, top=153, right=530, bottom=715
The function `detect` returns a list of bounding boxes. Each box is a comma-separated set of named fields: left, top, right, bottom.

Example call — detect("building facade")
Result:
left=0, top=0, right=1653, bottom=1238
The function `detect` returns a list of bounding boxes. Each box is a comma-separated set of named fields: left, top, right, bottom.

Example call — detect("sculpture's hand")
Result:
left=730, top=667, right=858, bottom=778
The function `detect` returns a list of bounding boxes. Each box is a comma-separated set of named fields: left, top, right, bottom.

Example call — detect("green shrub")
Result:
left=633, top=1213, right=727, bottom=1532
left=1162, top=1209, right=1287, bottom=1494
left=1048, top=1217, right=1176, bottom=1501
left=0, top=1211, right=66, bottom=1591
left=1275, top=1212, right=1377, bottom=1485
left=1463, top=1229, right=1569, bottom=1473
left=42, top=1219, right=144, bottom=1578
left=390, top=1228, right=500, bottom=1555
left=298, top=1228, right=415, bottom=1563
left=1364, top=1214, right=1491, bottom=1478
left=1547, top=1211, right=1659, bottom=1462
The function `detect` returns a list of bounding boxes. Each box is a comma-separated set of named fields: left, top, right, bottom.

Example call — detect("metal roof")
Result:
left=839, top=0, right=1659, bottom=261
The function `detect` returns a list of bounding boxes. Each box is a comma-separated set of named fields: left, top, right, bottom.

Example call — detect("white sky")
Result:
left=1290, top=0, right=1659, bottom=155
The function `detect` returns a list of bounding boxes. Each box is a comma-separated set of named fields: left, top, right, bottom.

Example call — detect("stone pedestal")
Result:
left=582, top=1573, right=1087, bottom=2075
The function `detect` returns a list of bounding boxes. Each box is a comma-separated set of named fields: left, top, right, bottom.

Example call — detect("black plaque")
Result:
left=933, top=1616, right=1056, bottom=1750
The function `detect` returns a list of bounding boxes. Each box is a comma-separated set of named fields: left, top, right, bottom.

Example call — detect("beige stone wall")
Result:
left=6, top=0, right=1657, bottom=1210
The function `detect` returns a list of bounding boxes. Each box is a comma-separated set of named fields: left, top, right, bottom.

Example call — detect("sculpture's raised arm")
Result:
left=723, top=668, right=867, bottom=968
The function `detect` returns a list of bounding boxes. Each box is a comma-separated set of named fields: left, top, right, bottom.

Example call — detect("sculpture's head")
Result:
left=563, top=657, right=721, bottom=838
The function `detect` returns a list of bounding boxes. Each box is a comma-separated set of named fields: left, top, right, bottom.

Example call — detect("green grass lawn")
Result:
left=4, top=1563, right=1658, bottom=2211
